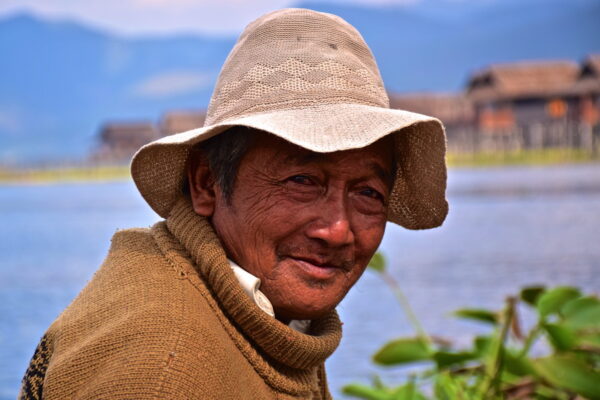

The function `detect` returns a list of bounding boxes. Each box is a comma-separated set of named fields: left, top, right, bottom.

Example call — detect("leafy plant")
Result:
left=342, top=253, right=600, bottom=400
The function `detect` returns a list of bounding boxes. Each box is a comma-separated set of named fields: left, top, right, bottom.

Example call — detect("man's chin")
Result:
left=273, top=299, right=339, bottom=323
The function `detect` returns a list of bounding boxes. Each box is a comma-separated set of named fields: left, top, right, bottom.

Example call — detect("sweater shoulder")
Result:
left=99, top=224, right=181, bottom=283
left=63, top=223, right=184, bottom=319
left=42, top=224, right=193, bottom=398
left=107, top=226, right=161, bottom=262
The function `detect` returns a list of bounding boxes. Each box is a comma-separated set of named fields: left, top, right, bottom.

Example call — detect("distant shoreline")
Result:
left=1, top=149, right=598, bottom=185
left=447, top=148, right=598, bottom=168
left=0, top=165, right=131, bottom=185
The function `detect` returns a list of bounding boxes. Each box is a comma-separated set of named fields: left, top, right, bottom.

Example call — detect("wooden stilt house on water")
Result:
left=389, top=55, right=600, bottom=153
left=570, top=55, right=600, bottom=126
left=465, top=56, right=600, bottom=151
left=91, top=122, right=160, bottom=163
left=91, top=110, right=206, bottom=163
left=389, top=93, right=477, bottom=153
left=159, top=110, right=206, bottom=136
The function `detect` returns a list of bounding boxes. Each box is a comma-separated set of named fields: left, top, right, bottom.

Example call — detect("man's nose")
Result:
left=305, top=198, right=354, bottom=247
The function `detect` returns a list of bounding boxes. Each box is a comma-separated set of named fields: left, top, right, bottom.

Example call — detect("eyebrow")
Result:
left=282, top=151, right=324, bottom=166
left=368, top=161, right=394, bottom=186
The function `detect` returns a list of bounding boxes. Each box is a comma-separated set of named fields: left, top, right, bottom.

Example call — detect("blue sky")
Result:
left=0, top=0, right=451, bottom=36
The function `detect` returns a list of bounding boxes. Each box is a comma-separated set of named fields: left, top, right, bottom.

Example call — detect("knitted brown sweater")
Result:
left=20, top=198, right=342, bottom=399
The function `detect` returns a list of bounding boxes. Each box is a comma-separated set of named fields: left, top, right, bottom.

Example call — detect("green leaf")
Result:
left=520, top=285, right=546, bottom=306
left=373, top=338, right=431, bottom=366
left=533, top=355, right=600, bottom=399
left=434, top=373, right=458, bottom=400
left=562, top=296, right=600, bottom=329
left=563, top=296, right=600, bottom=316
left=390, top=381, right=427, bottom=400
left=578, top=333, right=600, bottom=349
left=503, top=350, right=535, bottom=376
left=536, top=287, right=581, bottom=317
left=434, top=372, right=474, bottom=400
left=534, top=384, right=571, bottom=399
left=544, top=323, right=577, bottom=351
left=371, top=375, right=387, bottom=390
left=368, top=252, right=386, bottom=273
left=433, top=350, right=476, bottom=369
left=473, top=335, right=492, bottom=357
left=454, top=308, right=498, bottom=324
left=342, top=383, right=392, bottom=400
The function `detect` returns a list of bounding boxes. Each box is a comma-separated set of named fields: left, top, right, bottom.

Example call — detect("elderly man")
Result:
left=20, top=8, right=447, bottom=400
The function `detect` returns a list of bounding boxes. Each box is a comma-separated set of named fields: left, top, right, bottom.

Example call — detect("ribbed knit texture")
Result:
left=19, top=197, right=341, bottom=399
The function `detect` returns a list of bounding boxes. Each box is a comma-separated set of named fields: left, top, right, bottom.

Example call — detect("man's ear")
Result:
left=187, top=151, right=217, bottom=217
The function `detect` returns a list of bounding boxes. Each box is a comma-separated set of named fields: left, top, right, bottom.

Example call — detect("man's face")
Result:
left=206, top=133, right=394, bottom=322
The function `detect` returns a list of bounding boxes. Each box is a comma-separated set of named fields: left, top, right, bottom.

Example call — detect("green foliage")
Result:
left=519, top=286, right=545, bottom=306
left=343, top=254, right=600, bottom=400
left=369, top=252, right=387, bottom=273
left=373, top=338, right=431, bottom=366
left=343, top=380, right=429, bottom=400
left=454, top=309, right=498, bottom=325
left=343, top=383, right=394, bottom=400
left=536, top=287, right=580, bottom=317
left=432, top=350, right=477, bottom=370
left=533, top=356, right=600, bottom=399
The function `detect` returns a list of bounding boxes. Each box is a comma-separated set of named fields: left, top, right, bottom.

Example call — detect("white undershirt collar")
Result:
left=228, top=259, right=310, bottom=333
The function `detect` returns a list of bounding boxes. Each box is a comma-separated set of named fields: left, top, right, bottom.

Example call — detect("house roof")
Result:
left=580, top=54, right=600, bottom=78
left=160, top=110, right=206, bottom=136
left=466, top=60, right=580, bottom=102
left=389, top=92, right=474, bottom=125
left=569, top=55, right=600, bottom=95
left=100, top=122, right=159, bottom=145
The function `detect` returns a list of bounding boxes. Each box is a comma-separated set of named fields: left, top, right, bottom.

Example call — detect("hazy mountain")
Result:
left=0, top=14, right=234, bottom=162
left=0, top=0, right=598, bottom=163
left=299, top=0, right=600, bottom=90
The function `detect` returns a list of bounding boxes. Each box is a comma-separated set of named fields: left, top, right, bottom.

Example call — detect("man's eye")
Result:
left=360, top=188, right=384, bottom=201
left=287, top=175, right=313, bottom=185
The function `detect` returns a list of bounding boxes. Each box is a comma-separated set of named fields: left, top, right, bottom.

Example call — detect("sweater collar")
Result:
left=165, top=196, right=342, bottom=370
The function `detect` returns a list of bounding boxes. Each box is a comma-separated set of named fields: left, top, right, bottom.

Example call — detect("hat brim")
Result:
left=131, top=103, right=448, bottom=229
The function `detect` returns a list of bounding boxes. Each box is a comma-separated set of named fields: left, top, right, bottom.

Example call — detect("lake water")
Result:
left=1, top=164, right=599, bottom=399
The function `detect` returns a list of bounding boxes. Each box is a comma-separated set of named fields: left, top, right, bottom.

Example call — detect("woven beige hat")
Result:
left=131, top=8, right=448, bottom=229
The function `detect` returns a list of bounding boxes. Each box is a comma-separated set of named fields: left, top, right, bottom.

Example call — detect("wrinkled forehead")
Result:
left=247, top=131, right=396, bottom=183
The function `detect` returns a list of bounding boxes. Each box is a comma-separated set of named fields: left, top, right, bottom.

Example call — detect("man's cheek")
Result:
left=239, top=189, right=296, bottom=227
left=359, top=219, right=387, bottom=247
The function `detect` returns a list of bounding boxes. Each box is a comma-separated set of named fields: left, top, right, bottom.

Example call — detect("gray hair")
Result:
left=186, top=126, right=254, bottom=202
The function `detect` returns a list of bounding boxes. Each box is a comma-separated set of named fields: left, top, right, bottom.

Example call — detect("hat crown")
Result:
left=205, top=8, right=389, bottom=126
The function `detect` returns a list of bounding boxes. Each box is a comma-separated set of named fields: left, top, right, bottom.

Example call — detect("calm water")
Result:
left=1, top=164, right=599, bottom=399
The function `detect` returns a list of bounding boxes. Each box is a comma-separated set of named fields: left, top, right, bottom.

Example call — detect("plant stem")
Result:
left=478, top=296, right=515, bottom=398
left=518, top=323, right=542, bottom=358
left=381, top=271, right=432, bottom=346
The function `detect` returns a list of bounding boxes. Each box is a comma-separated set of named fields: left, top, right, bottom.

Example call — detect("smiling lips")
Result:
left=287, top=256, right=350, bottom=280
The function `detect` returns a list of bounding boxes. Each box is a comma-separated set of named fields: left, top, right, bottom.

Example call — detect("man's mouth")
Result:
left=285, top=255, right=350, bottom=280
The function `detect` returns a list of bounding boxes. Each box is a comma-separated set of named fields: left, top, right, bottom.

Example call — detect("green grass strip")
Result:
left=0, top=165, right=131, bottom=184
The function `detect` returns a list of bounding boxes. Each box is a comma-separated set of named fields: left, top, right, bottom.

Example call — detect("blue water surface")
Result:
left=1, top=164, right=599, bottom=399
